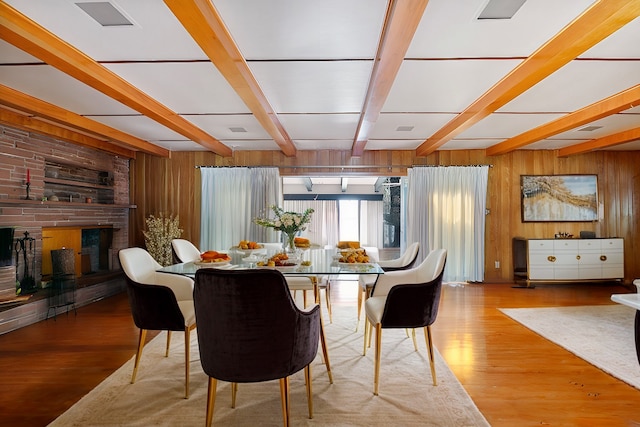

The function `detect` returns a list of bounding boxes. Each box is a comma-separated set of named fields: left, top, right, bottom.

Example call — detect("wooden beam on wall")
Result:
left=0, top=107, right=137, bottom=158
left=558, top=127, right=640, bottom=157
left=416, top=0, right=640, bottom=157
left=0, top=2, right=231, bottom=157
left=164, top=0, right=297, bottom=157
left=486, top=84, right=640, bottom=156
left=0, top=85, right=169, bottom=157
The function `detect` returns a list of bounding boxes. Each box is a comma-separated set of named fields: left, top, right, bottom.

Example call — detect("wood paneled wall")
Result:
left=130, top=149, right=640, bottom=284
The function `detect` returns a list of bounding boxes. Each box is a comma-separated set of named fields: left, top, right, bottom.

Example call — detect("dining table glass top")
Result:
left=158, top=247, right=384, bottom=277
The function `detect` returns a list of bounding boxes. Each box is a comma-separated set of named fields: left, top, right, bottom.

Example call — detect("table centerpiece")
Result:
left=254, top=206, right=314, bottom=254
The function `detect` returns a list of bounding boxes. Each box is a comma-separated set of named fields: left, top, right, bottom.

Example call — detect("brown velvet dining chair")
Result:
left=193, top=268, right=321, bottom=427
left=363, top=248, right=447, bottom=395
left=118, top=247, right=196, bottom=399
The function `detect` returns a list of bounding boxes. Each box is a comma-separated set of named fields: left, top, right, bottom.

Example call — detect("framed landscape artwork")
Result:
left=521, top=175, right=598, bottom=222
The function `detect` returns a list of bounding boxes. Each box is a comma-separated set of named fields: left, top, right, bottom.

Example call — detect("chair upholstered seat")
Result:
left=119, top=247, right=196, bottom=399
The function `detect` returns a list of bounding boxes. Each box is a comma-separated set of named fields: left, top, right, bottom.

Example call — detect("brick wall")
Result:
left=0, top=125, right=131, bottom=286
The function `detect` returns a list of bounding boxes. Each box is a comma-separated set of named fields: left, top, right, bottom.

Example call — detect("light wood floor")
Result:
left=1, top=280, right=638, bottom=426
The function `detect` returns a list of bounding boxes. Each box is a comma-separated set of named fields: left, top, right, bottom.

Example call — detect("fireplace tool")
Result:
left=15, top=231, right=37, bottom=294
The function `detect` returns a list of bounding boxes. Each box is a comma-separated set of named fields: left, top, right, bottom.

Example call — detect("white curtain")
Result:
left=200, top=167, right=280, bottom=251
left=283, top=200, right=338, bottom=247
left=406, top=166, right=489, bottom=283
left=360, top=200, right=383, bottom=248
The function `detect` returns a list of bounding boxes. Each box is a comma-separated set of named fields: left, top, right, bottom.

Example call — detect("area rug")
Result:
left=500, top=304, right=640, bottom=390
left=49, top=304, right=489, bottom=426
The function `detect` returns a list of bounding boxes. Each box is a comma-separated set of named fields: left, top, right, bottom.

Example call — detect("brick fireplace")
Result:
left=0, top=125, right=132, bottom=333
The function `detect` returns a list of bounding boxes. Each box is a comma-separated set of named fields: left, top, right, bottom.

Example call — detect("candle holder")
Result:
left=24, top=181, right=32, bottom=200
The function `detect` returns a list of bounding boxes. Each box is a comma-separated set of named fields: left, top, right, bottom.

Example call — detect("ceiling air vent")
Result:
left=396, top=126, right=414, bottom=132
left=76, top=2, right=133, bottom=26
left=229, top=127, right=248, bottom=133
left=578, top=126, right=603, bottom=132
left=478, top=0, right=527, bottom=20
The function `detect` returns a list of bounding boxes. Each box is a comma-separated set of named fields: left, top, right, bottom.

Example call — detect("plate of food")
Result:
left=257, top=253, right=298, bottom=271
left=231, top=240, right=265, bottom=255
left=294, top=237, right=311, bottom=248
left=195, top=250, right=231, bottom=267
left=337, top=249, right=370, bottom=264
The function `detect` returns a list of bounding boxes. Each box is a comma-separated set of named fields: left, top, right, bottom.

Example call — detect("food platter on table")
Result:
left=258, top=262, right=298, bottom=273
left=194, top=259, right=231, bottom=267
left=197, top=250, right=231, bottom=265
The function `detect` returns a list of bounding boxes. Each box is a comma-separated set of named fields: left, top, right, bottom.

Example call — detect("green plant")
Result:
left=143, top=213, right=183, bottom=266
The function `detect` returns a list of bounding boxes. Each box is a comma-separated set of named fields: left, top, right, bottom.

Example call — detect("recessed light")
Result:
left=75, top=2, right=133, bottom=27
left=478, top=0, right=527, bottom=20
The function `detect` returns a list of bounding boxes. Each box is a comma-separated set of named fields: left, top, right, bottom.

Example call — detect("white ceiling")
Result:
left=1, top=0, right=639, bottom=157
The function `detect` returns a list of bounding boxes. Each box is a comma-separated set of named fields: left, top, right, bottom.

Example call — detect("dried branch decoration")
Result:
left=143, top=213, right=183, bottom=266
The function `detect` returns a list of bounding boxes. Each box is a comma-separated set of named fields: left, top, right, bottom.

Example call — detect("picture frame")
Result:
left=521, top=174, right=598, bottom=222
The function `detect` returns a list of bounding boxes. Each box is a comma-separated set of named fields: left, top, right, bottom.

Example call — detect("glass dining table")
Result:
left=157, top=246, right=384, bottom=384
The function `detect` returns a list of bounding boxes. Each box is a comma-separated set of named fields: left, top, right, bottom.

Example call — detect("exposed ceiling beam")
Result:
left=0, top=2, right=231, bottom=157
left=0, top=107, right=137, bottom=158
left=416, top=0, right=640, bottom=157
left=486, top=84, right=640, bottom=156
left=164, top=0, right=297, bottom=157
left=0, top=84, right=169, bottom=157
left=558, top=127, right=640, bottom=157
left=352, top=0, right=430, bottom=156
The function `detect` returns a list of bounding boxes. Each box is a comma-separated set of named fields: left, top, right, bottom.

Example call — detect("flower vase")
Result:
left=283, top=233, right=297, bottom=255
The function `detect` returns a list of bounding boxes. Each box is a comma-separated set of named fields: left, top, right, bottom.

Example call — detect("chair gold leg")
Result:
left=305, top=364, right=313, bottom=418
left=279, top=377, right=290, bottom=427
left=231, top=382, right=238, bottom=408
left=325, top=283, right=332, bottom=323
left=205, top=377, right=217, bottom=427
left=131, top=329, right=147, bottom=383
left=303, top=290, right=308, bottom=308
left=374, top=324, right=382, bottom=396
left=184, top=326, right=190, bottom=399
left=165, top=330, right=172, bottom=357
left=362, top=317, right=369, bottom=356
left=313, top=277, right=333, bottom=384
left=356, top=287, right=362, bottom=331
left=424, top=326, right=437, bottom=386
left=411, top=328, right=418, bottom=352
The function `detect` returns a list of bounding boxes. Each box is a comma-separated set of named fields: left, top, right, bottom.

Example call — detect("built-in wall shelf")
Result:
left=0, top=199, right=136, bottom=209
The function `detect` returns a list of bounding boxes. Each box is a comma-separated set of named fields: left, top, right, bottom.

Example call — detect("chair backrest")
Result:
left=381, top=249, right=447, bottom=329
left=119, top=247, right=162, bottom=283
left=378, top=242, right=419, bottom=270
left=194, top=268, right=320, bottom=383
left=171, top=239, right=201, bottom=263
left=119, top=247, right=193, bottom=302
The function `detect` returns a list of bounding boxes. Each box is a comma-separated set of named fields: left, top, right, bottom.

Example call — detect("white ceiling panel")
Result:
left=0, top=65, right=138, bottom=115
left=211, top=0, right=388, bottom=60
left=366, top=139, right=424, bottom=150
left=581, top=16, right=640, bottom=58
left=0, top=40, right=39, bottom=63
left=458, top=113, right=566, bottom=139
left=87, top=115, right=188, bottom=141
left=220, top=139, right=281, bottom=151
left=184, top=114, right=271, bottom=140
left=248, top=61, right=373, bottom=113
left=370, top=113, right=457, bottom=139
left=407, top=0, right=594, bottom=58
left=104, top=62, right=250, bottom=113
left=552, top=113, right=640, bottom=139
left=294, top=139, right=354, bottom=151
left=5, top=0, right=207, bottom=61
left=278, top=114, right=360, bottom=139
left=152, top=140, right=208, bottom=151
left=382, top=59, right=521, bottom=112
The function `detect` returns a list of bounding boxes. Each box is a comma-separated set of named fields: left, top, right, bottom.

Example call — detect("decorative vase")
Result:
left=283, top=232, right=297, bottom=255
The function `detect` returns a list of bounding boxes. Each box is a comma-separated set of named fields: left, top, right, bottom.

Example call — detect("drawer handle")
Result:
left=548, top=256, right=556, bottom=262
left=576, top=255, right=581, bottom=260
left=600, top=255, right=607, bottom=261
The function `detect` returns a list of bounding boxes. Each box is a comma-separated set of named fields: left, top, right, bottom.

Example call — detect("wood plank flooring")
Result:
left=0, top=281, right=638, bottom=426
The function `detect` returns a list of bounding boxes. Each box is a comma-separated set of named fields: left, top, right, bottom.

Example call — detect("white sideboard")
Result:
left=513, top=238, right=624, bottom=286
